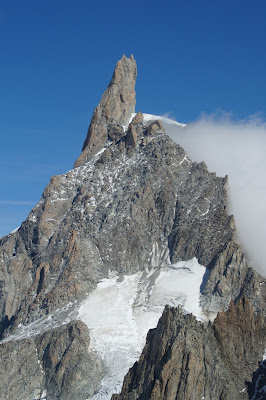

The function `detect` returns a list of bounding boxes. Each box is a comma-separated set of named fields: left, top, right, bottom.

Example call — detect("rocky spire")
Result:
left=74, top=54, right=137, bottom=168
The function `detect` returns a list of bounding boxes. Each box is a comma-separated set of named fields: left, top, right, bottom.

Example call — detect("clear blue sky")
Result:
left=1, top=0, right=266, bottom=237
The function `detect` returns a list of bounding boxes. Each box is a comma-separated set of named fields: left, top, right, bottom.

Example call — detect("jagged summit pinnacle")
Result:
left=74, top=54, right=137, bottom=168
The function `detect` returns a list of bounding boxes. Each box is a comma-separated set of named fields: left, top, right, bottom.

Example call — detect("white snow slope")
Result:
left=78, top=258, right=206, bottom=399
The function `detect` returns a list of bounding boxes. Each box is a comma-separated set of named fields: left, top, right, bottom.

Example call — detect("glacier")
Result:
left=78, top=258, right=206, bottom=399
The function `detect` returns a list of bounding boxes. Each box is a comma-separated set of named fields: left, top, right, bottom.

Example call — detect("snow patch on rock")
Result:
left=143, top=113, right=186, bottom=127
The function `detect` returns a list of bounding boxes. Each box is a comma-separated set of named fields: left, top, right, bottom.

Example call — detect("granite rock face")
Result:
left=112, top=299, right=265, bottom=400
left=0, top=55, right=265, bottom=399
left=0, top=320, right=103, bottom=400
left=36, top=320, right=104, bottom=400
left=75, top=54, right=137, bottom=167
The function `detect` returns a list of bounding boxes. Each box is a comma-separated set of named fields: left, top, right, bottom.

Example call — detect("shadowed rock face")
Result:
left=112, top=299, right=265, bottom=400
left=0, top=320, right=104, bottom=400
left=249, top=360, right=266, bottom=400
left=75, top=54, right=137, bottom=167
left=0, top=56, right=265, bottom=399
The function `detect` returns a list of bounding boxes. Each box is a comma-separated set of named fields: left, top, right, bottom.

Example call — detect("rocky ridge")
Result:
left=112, top=298, right=265, bottom=400
left=0, top=55, right=265, bottom=399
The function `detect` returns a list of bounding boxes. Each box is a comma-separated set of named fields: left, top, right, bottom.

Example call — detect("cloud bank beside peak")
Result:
left=163, top=113, right=266, bottom=277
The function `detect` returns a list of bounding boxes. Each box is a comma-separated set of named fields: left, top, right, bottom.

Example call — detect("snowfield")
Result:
left=142, top=112, right=186, bottom=127
left=78, top=258, right=206, bottom=399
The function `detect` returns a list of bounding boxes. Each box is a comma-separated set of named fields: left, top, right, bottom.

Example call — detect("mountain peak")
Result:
left=74, top=55, right=137, bottom=168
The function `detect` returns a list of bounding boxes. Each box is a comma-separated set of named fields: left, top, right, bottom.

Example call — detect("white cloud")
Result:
left=162, top=114, right=266, bottom=277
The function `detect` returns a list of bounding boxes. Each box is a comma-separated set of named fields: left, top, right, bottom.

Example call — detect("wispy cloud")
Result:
left=163, top=112, right=266, bottom=277
left=0, top=201, right=36, bottom=205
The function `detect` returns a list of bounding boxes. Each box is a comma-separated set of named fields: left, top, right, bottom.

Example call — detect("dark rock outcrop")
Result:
left=112, top=298, right=265, bottom=400
left=145, top=119, right=165, bottom=135
left=248, top=360, right=266, bottom=400
left=125, top=123, right=138, bottom=148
